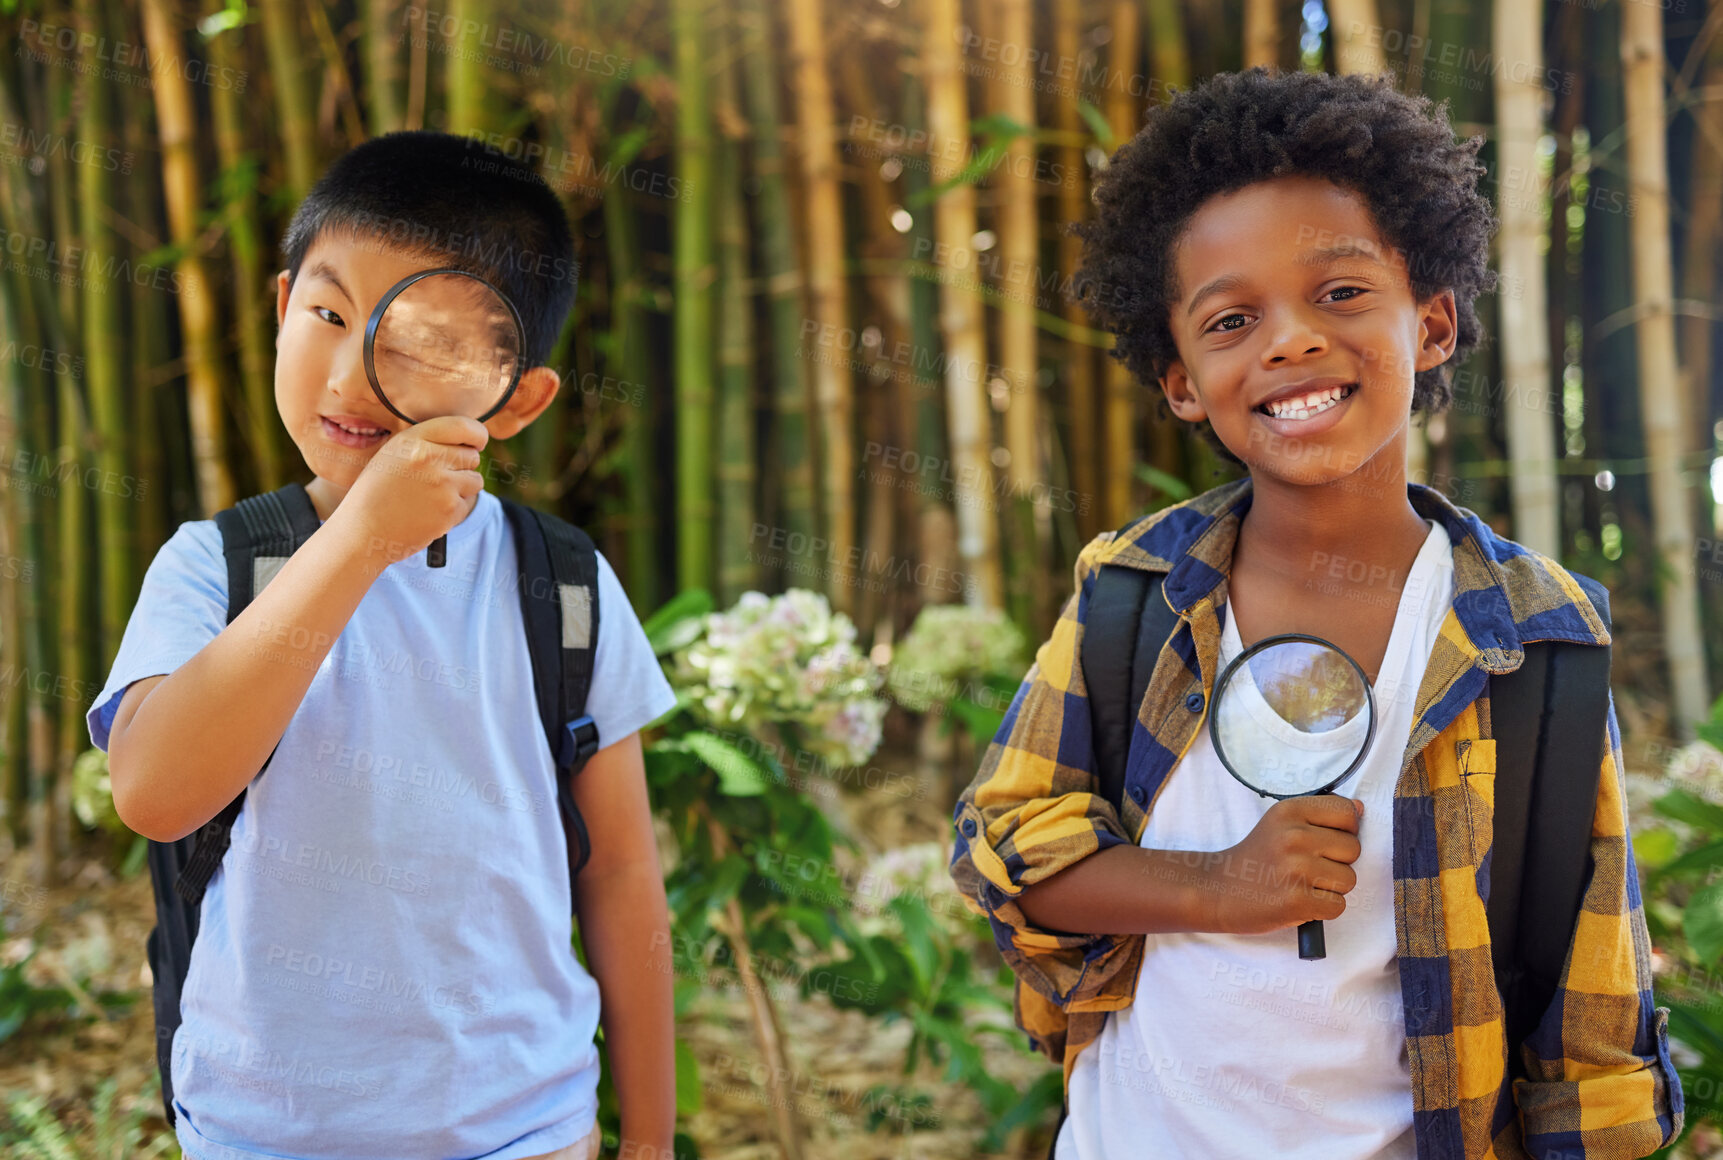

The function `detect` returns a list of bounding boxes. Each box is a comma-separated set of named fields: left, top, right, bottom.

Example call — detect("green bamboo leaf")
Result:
left=1654, top=789, right=1723, bottom=834
left=1135, top=463, right=1194, bottom=500
left=1077, top=99, right=1115, bottom=150
left=1684, top=880, right=1723, bottom=966
left=683, top=731, right=771, bottom=796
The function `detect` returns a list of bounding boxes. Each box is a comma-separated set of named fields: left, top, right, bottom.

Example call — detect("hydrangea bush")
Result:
left=885, top=603, right=1027, bottom=714
left=668, top=588, right=886, bottom=768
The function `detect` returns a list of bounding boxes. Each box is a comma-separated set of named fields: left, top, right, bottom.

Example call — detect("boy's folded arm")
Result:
left=947, top=532, right=1154, bottom=1008
left=1513, top=695, right=1684, bottom=1156
left=110, top=516, right=384, bottom=843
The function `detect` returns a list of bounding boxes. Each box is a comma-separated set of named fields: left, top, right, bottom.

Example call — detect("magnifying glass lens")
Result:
left=371, top=273, right=521, bottom=420
left=363, top=269, right=525, bottom=568
left=1208, top=635, right=1376, bottom=960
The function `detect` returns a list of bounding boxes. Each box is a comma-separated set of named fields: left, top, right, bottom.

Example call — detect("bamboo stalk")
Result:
left=673, top=0, right=716, bottom=596
left=1328, top=0, right=1387, bottom=76
left=994, top=0, right=1048, bottom=629
left=1244, top=0, right=1280, bottom=69
left=207, top=8, right=284, bottom=495
left=1491, top=0, right=1558, bottom=554
left=833, top=44, right=911, bottom=639
left=1054, top=0, right=1099, bottom=541
left=364, top=0, right=406, bottom=135
left=142, top=0, right=235, bottom=518
left=715, top=29, right=757, bottom=604
left=1102, top=0, right=1139, bottom=530
left=259, top=0, right=318, bottom=200
left=897, top=72, right=960, bottom=636
left=736, top=0, right=816, bottom=572
left=1678, top=30, right=1723, bottom=505
left=924, top=0, right=1004, bottom=609
left=443, top=0, right=487, bottom=134
left=783, top=0, right=856, bottom=613
left=1621, top=0, right=1710, bottom=736
left=602, top=183, right=660, bottom=610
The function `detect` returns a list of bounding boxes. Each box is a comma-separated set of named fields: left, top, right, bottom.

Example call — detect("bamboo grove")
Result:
left=0, top=0, right=1720, bottom=879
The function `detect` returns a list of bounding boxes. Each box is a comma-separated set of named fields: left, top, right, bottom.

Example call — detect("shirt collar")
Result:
left=1093, top=474, right=1610, bottom=675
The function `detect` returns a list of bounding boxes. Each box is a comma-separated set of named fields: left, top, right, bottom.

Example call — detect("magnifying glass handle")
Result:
left=427, top=535, right=448, bottom=568
left=1297, top=919, right=1326, bottom=960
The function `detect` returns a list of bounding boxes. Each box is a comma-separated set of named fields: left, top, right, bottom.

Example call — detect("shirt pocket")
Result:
left=1457, top=737, right=1497, bottom=863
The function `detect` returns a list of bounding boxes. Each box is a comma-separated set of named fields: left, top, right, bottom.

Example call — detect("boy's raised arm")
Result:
left=1512, top=691, right=1683, bottom=1157
left=109, top=512, right=384, bottom=843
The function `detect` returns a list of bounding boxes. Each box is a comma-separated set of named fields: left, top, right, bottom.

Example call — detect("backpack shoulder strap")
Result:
left=1488, top=573, right=1611, bottom=1059
left=501, top=498, right=602, bottom=892
left=174, top=482, right=322, bottom=906
left=1081, top=551, right=1179, bottom=815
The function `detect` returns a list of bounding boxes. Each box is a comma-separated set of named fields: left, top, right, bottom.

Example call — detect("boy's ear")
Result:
left=484, top=367, right=561, bottom=440
left=275, top=270, right=291, bottom=342
left=1414, top=288, right=1459, bottom=373
left=1161, top=361, right=1206, bottom=422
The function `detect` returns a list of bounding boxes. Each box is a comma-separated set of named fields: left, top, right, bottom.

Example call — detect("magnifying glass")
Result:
left=1208, top=632, right=1377, bottom=961
left=362, top=267, right=525, bottom=568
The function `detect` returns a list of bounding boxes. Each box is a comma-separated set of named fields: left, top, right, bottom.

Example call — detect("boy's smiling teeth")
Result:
left=1259, top=383, right=1356, bottom=419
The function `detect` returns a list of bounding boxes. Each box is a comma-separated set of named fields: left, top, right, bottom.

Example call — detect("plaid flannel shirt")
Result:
left=949, top=476, right=1683, bottom=1158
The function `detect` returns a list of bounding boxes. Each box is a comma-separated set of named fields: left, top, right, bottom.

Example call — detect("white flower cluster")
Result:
left=670, top=589, right=886, bottom=768
left=885, top=603, right=1026, bottom=713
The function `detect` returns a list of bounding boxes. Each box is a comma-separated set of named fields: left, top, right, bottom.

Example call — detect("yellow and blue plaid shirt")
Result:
left=949, top=476, right=1682, bottom=1158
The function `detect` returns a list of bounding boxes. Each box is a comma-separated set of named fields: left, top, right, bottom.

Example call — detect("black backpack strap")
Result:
left=175, top=483, right=322, bottom=906
left=502, top=499, right=602, bottom=901
left=1488, top=575, right=1611, bottom=1066
left=1082, top=562, right=1178, bottom=815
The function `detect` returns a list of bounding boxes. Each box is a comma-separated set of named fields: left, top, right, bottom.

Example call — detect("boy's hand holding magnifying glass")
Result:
left=333, top=267, right=525, bottom=569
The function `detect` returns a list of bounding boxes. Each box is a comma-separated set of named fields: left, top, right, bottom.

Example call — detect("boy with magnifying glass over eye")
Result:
left=949, top=68, right=1680, bottom=1159
left=90, top=133, right=677, bottom=1160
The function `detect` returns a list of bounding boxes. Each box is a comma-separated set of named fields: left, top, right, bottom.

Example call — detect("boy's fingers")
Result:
left=1297, top=794, right=1363, bottom=833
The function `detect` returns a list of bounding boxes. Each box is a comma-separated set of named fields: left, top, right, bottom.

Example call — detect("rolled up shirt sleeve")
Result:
left=947, top=533, right=1145, bottom=1011
left=1514, top=690, right=1683, bottom=1156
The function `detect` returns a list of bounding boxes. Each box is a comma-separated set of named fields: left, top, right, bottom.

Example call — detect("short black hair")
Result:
left=281, top=130, right=578, bottom=367
left=1072, top=67, right=1498, bottom=466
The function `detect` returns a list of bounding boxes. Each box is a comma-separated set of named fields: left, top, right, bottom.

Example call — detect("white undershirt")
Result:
left=1058, top=518, right=1454, bottom=1160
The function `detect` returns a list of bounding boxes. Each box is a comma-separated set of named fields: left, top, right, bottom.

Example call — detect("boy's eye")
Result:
left=1205, top=286, right=1369, bottom=333
left=314, top=306, right=345, bottom=327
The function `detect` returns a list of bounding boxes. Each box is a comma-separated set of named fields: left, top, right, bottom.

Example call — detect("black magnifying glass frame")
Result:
left=360, top=267, right=527, bottom=567
left=1207, top=630, right=1378, bottom=961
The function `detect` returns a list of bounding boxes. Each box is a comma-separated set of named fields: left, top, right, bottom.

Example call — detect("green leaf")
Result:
left=674, top=1039, right=703, bottom=1116
left=641, top=589, right=713, bottom=656
left=683, top=731, right=771, bottom=796
left=1135, top=463, right=1194, bottom=501
left=948, top=697, right=1006, bottom=748
left=1077, top=100, right=1115, bottom=150
left=1650, top=838, right=1723, bottom=881
left=1684, top=880, right=1723, bottom=966
left=1632, top=827, right=1682, bottom=871
left=1654, top=789, right=1723, bottom=834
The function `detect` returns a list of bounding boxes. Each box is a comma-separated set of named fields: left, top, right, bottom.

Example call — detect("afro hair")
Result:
left=1071, top=67, right=1499, bottom=467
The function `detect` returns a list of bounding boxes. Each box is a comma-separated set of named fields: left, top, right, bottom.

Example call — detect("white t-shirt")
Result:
left=1058, top=517, right=1454, bottom=1160
left=87, top=489, right=679, bottom=1160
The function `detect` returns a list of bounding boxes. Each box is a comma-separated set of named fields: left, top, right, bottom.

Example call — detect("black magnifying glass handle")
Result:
left=1297, top=919, right=1326, bottom=960
left=428, top=534, right=448, bottom=568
